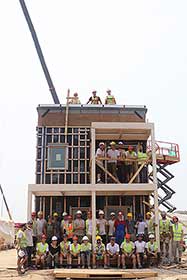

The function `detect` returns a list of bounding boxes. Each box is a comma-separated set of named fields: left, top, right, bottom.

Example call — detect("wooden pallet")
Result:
left=54, top=268, right=158, bottom=279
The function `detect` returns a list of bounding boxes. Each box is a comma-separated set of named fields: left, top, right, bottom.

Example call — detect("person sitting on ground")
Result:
left=105, top=89, right=116, bottom=105
left=93, top=236, right=107, bottom=269
left=126, top=213, right=136, bottom=241
left=121, top=233, right=136, bottom=269
left=69, top=92, right=81, bottom=104
left=80, top=236, right=92, bottom=269
left=106, top=236, right=120, bottom=268
left=35, top=234, right=49, bottom=269
left=69, top=235, right=81, bottom=268
left=114, top=211, right=126, bottom=245
left=25, top=220, right=34, bottom=269
left=73, top=210, right=85, bottom=243
left=134, top=234, right=147, bottom=269
left=108, top=212, right=116, bottom=241
left=146, top=234, right=159, bottom=267
left=59, top=234, right=71, bottom=268
left=47, top=236, right=60, bottom=269
left=16, top=223, right=28, bottom=274
left=87, top=90, right=102, bottom=104
left=86, top=211, right=93, bottom=242
left=96, top=210, right=108, bottom=245
left=107, top=142, right=120, bottom=182
left=95, top=142, right=106, bottom=183
left=135, top=214, right=148, bottom=237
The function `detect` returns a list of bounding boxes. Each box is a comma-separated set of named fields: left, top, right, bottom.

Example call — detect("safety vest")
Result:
left=121, top=241, right=134, bottom=254
left=71, top=243, right=81, bottom=254
left=147, top=241, right=158, bottom=252
left=106, top=95, right=115, bottom=105
left=91, top=96, right=100, bottom=104
left=60, top=241, right=71, bottom=253
left=94, top=243, right=105, bottom=254
left=159, top=219, right=170, bottom=234
left=36, top=242, right=48, bottom=254
left=16, top=230, right=28, bottom=249
left=146, top=219, right=154, bottom=234
left=138, top=151, right=148, bottom=165
left=172, top=223, right=183, bottom=241
left=81, top=242, right=92, bottom=252
left=64, top=222, right=73, bottom=238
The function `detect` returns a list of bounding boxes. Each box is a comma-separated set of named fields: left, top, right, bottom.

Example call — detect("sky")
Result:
left=0, top=0, right=187, bottom=221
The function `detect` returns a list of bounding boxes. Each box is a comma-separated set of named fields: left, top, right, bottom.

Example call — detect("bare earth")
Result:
left=0, top=249, right=187, bottom=280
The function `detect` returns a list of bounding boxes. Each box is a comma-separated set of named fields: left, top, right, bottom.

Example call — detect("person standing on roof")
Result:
left=69, top=92, right=81, bottom=104
left=105, top=89, right=116, bottom=105
left=73, top=210, right=85, bottom=243
left=107, top=141, right=120, bottom=182
left=87, top=90, right=102, bottom=104
left=159, top=211, right=172, bottom=259
left=172, top=216, right=183, bottom=264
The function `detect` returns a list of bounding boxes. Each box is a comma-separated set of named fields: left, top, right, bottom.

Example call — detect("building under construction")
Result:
left=27, top=103, right=180, bottom=245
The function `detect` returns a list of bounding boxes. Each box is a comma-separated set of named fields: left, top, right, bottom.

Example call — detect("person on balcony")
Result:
left=105, top=89, right=116, bottom=105
left=73, top=210, right=85, bottom=243
left=107, top=142, right=120, bottom=183
left=95, top=142, right=106, bottom=183
left=137, top=144, right=148, bottom=183
left=96, top=210, right=108, bottom=245
left=69, top=92, right=81, bottom=104
left=117, top=141, right=127, bottom=183
left=125, top=146, right=137, bottom=182
left=87, top=90, right=102, bottom=105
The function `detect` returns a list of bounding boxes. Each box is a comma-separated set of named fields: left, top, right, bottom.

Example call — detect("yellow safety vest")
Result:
left=106, top=95, right=115, bottom=105
left=121, top=241, right=134, bottom=254
left=36, top=242, right=48, bottom=254
left=172, top=223, right=183, bottom=241
left=71, top=243, right=81, bottom=254
left=60, top=241, right=70, bottom=253
left=16, top=230, right=28, bottom=249
left=147, top=241, right=158, bottom=252
left=159, top=219, right=170, bottom=234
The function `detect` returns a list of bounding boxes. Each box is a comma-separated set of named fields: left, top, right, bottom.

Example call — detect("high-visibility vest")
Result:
left=121, top=241, right=134, bottom=254
left=106, top=95, right=115, bottom=105
left=80, top=242, right=92, bottom=252
left=71, top=243, right=81, bottom=254
left=64, top=223, right=73, bottom=238
left=147, top=241, right=158, bottom=252
left=60, top=241, right=71, bottom=253
left=172, top=223, right=183, bottom=241
left=138, top=151, right=148, bottom=164
left=36, top=242, right=48, bottom=254
left=159, top=219, right=170, bottom=234
left=16, top=230, right=28, bottom=249
left=91, top=96, right=100, bottom=104
left=146, top=219, right=154, bottom=234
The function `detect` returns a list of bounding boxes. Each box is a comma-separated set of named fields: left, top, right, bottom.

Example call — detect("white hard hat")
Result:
left=99, top=210, right=104, bottom=215
left=52, top=236, right=58, bottom=241
left=82, top=236, right=89, bottom=241
left=62, top=212, right=68, bottom=217
left=18, top=250, right=25, bottom=258
left=76, top=210, right=82, bottom=215
left=99, top=142, right=105, bottom=146
left=149, top=234, right=155, bottom=239
left=118, top=141, right=123, bottom=145
left=110, top=212, right=115, bottom=216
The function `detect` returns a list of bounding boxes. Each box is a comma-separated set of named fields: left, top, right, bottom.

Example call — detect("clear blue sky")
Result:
left=0, top=0, right=187, bottom=221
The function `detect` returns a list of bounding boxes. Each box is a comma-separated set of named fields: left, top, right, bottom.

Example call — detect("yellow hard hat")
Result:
left=53, top=212, right=58, bottom=217
left=146, top=212, right=152, bottom=216
left=110, top=141, right=116, bottom=146
left=96, top=235, right=102, bottom=241
left=127, top=213, right=132, bottom=217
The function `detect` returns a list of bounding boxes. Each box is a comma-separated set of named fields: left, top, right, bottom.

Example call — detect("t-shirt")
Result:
left=107, top=149, right=119, bottom=163
left=134, top=240, right=146, bottom=253
left=46, top=223, right=54, bottom=239
left=106, top=243, right=119, bottom=255
left=25, top=228, right=33, bottom=247
left=120, top=241, right=135, bottom=254
left=49, top=244, right=60, bottom=256
left=81, top=242, right=92, bottom=252
left=125, top=151, right=137, bottom=165
left=36, top=219, right=47, bottom=236
left=86, top=219, right=92, bottom=236
left=95, top=148, right=105, bottom=165
left=73, top=219, right=85, bottom=236
left=108, top=219, right=115, bottom=236
left=137, top=221, right=147, bottom=235
left=126, top=220, right=135, bottom=234
left=94, top=243, right=105, bottom=254
left=97, top=218, right=108, bottom=235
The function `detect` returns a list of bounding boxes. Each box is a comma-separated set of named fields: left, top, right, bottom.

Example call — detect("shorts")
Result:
left=17, top=248, right=28, bottom=258
left=160, top=233, right=171, bottom=244
left=96, top=254, right=104, bottom=260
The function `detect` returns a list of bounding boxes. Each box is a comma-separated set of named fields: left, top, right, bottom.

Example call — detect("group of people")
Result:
left=96, top=141, right=148, bottom=183
left=68, top=90, right=116, bottom=105
left=15, top=209, right=184, bottom=273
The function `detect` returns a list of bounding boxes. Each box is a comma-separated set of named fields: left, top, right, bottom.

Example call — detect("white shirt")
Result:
left=87, top=219, right=92, bottom=235
left=137, top=221, right=147, bottom=235
left=106, top=243, right=120, bottom=254
left=108, top=219, right=115, bottom=236
left=134, top=241, right=146, bottom=253
left=25, top=228, right=33, bottom=247
left=107, top=149, right=119, bottom=163
left=97, top=219, right=108, bottom=235
left=96, top=148, right=105, bottom=165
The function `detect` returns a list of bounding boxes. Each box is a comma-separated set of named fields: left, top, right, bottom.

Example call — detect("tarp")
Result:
left=0, top=219, right=15, bottom=249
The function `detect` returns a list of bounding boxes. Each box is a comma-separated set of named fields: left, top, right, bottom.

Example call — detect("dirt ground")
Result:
left=0, top=249, right=187, bottom=280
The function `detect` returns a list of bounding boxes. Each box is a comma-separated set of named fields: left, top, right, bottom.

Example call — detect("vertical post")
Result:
left=27, top=190, right=32, bottom=221
left=91, top=127, right=96, bottom=185
left=92, top=191, right=96, bottom=245
left=151, top=124, right=160, bottom=250
left=50, top=197, right=53, bottom=216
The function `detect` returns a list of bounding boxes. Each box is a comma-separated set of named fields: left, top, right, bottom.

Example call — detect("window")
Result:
left=48, top=144, right=68, bottom=170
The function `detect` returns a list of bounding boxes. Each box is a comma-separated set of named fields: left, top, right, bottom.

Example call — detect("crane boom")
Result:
left=19, top=0, right=60, bottom=104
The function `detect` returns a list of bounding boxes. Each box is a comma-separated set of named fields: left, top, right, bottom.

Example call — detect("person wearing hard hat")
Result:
left=146, top=234, right=159, bottom=266
left=47, top=236, right=60, bottom=269
left=87, top=90, right=102, bottom=105
left=126, top=213, right=136, bottom=241
left=125, top=146, right=137, bottom=182
left=25, top=221, right=34, bottom=268
left=106, top=236, right=120, bottom=268
left=96, top=210, right=108, bottom=245
left=36, top=211, right=47, bottom=242
left=105, top=89, right=116, bottom=105
left=46, top=216, right=54, bottom=245
left=69, top=92, right=81, bottom=104
left=64, top=215, right=74, bottom=242
left=69, top=235, right=81, bottom=268
left=135, top=214, right=148, bottom=237
left=60, top=212, right=69, bottom=235
left=159, top=211, right=172, bottom=259
left=73, top=210, right=85, bottom=243
left=95, top=142, right=106, bottom=183
left=134, top=234, right=147, bottom=269
left=117, top=141, right=127, bottom=183
left=108, top=212, right=116, bottom=241
left=35, top=234, right=49, bottom=269
left=145, top=212, right=155, bottom=241
left=16, top=223, right=28, bottom=273
left=172, top=216, right=184, bottom=264
left=53, top=212, right=61, bottom=240
left=107, top=141, right=120, bottom=182
left=137, top=144, right=148, bottom=183
left=114, top=211, right=126, bottom=245
left=93, top=236, right=107, bottom=269
left=121, top=233, right=136, bottom=269
left=59, top=234, right=71, bottom=268
left=86, top=211, right=93, bottom=242
left=80, top=236, right=92, bottom=269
